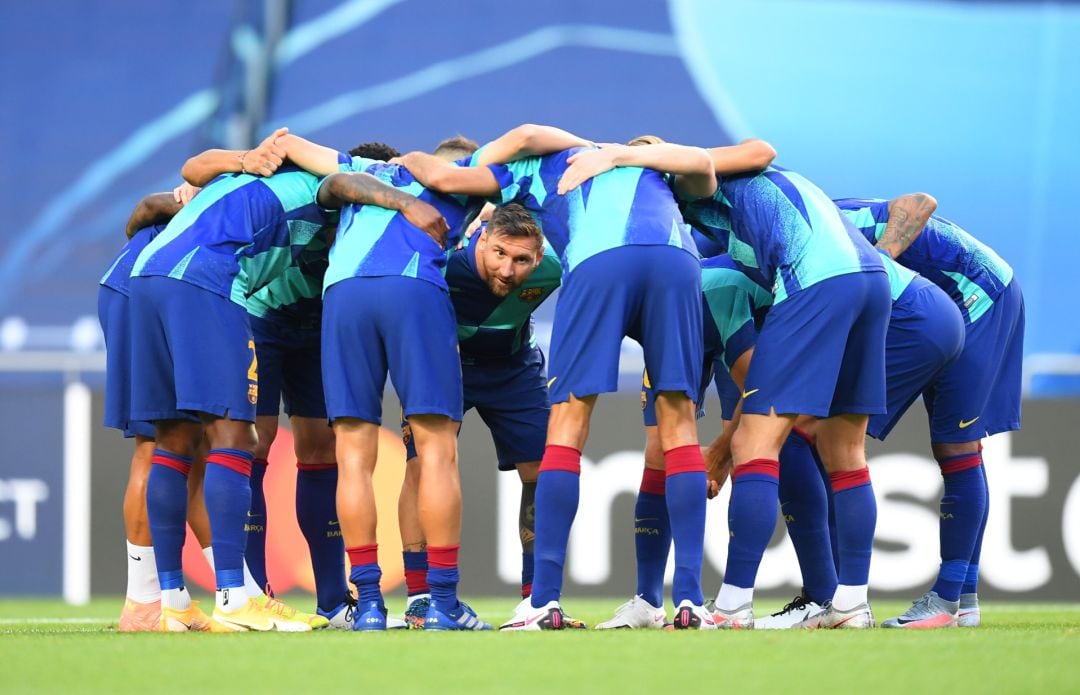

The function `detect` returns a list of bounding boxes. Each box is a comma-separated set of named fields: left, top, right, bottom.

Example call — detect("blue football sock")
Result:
left=296, top=463, right=347, bottom=612
left=204, top=449, right=254, bottom=590
left=779, top=432, right=838, bottom=604
left=347, top=545, right=383, bottom=605
left=634, top=468, right=670, bottom=608
left=830, top=468, right=877, bottom=587
left=963, top=463, right=990, bottom=595
left=932, top=454, right=987, bottom=601
left=244, top=458, right=268, bottom=590
left=427, top=545, right=460, bottom=608
left=724, top=459, right=780, bottom=589
left=531, top=446, right=581, bottom=608
left=146, top=450, right=192, bottom=591
left=403, top=551, right=430, bottom=597
left=521, top=553, right=535, bottom=598
left=665, top=445, right=707, bottom=606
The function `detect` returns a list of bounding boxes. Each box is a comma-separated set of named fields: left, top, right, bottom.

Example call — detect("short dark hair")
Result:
left=487, top=203, right=542, bottom=246
left=433, top=135, right=480, bottom=160
left=348, top=141, right=401, bottom=160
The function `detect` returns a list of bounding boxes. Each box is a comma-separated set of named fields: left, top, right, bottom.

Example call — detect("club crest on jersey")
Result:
left=248, top=384, right=259, bottom=404
left=519, top=287, right=543, bottom=302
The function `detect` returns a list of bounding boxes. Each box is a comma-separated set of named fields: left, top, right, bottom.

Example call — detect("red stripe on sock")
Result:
left=427, top=545, right=460, bottom=569
left=347, top=543, right=378, bottom=567
left=939, top=454, right=983, bottom=475
left=521, top=583, right=532, bottom=599
left=405, top=569, right=430, bottom=595
left=664, top=444, right=706, bottom=476
left=733, top=458, right=779, bottom=480
left=151, top=455, right=191, bottom=477
left=830, top=467, right=871, bottom=492
left=207, top=452, right=252, bottom=477
left=296, top=461, right=337, bottom=471
left=791, top=427, right=815, bottom=446
left=640, top=467, right=667, bottom=495
left=540, top=445, right=581, bottom=474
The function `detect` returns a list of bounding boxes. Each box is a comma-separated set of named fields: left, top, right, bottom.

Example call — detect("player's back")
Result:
left=486, top=147, right=695, bottom=274
left=325, top=159, right=480, bottom=292
left=834, top=197, right=1013, bottom=323
left=700, top=254, right=772, bottom=367
left=101, top=225, right=165, bottom=295
left=132, top=166, right=331, bottom=303
left=246, top=226, right=331, bottom=324
left=682, top=166, right=882, bottom=300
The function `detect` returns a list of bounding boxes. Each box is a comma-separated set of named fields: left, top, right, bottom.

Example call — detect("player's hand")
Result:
left=704, top=437, right=733, bottom=499
left=460, top=202, right=495, bottom=248
left=243, top=126, right=289, bottom=177
left=404, top=199, right=450, bottom=248
left=557, top=145, right=625, bottom=195
left=172, top=182, right=201, bottom=206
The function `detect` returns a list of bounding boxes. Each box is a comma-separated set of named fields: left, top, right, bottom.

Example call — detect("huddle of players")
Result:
left=98, top=122, right=1022, bottom=632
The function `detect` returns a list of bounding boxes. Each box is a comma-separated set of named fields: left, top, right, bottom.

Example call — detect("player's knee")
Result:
left=154, top=420, right=202, bottom=457
left=931, top=440, right=981, bottom=461
left=516, top=461, right=540, bottom=483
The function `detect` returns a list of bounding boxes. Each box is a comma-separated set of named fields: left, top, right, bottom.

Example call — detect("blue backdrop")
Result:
left=2, top=0, right=1077, bottom=388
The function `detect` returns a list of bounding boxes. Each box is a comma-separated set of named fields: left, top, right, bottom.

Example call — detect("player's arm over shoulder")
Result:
left=473, top=124, right=592, bottom=166
left=181, top=127, right=290, bottom=186
left=396, top=152, right=501, bottom=197
left=125, top=192, right=181, bottom=239
left=705, top=138, right=776, bottom=176
left=879, top=192, right=937, bottom=258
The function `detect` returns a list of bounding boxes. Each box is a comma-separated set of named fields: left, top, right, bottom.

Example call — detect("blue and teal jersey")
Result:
left=834, top=198, right=1014, bottom=324
left=879, top=250, right=918, bottom=302
left=245, top=225, right=332, bottom=324
left=100, top=224, right=165, bottom=296
left=678, top=165, right=883, bottom=303
left=700, top=255, right=773, bottom=372
left=131, top=162, right=341, bottom=305
left=446, top=234, right=562, bottom=361
left=483, top=147, right=696, bottom=274
left=324, top=156, right=483, bottom=292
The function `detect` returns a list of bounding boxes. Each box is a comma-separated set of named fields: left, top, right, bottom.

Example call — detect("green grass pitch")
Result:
left=1, top=597, right=1078, bottom=693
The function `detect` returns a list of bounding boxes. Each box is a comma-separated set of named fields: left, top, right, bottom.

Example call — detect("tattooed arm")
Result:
left=878, top=192, right=937, bottom=258
left=318, top=172, right=450, bottom=247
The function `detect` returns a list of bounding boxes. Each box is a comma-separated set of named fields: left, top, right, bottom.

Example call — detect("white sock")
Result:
left=832, top=584, right=868, bottom=612
left=715, top=583, right=754, bottom=611
left=243, top=560, right=265, bottom=597
left=125, top=542, right=160, bottom=603
left=202, top=546, right=215, bottom=571
left=216, top=586, right=250, bottom=613
left=161, top=588, right=191, bottom=611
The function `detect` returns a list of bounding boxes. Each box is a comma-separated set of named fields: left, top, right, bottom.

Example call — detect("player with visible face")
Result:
left=128, top=131, right=441, bottom=632
left=399, top=124, right=731, bottom=630
left=397, top=201, right=563, bottom=628
left=834, top=195, right=1023, bottom=629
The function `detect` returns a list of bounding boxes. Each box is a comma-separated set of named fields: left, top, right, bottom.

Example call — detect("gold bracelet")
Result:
left=240, top=150, right=250, bottom=175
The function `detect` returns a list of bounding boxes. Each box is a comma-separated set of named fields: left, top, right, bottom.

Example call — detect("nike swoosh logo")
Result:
left=128, top=555, right=141, bottom=561
left=742, top=388, right=759, bottom=398
left=634, top=518, right=657, bottom=523
left=246, top=511, right=261, bottom=518
left=547, top=377, right=557, bottom=388
left=959, top=417, right=980, bottom=428
left=328, top=520, right=339, bottom=526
